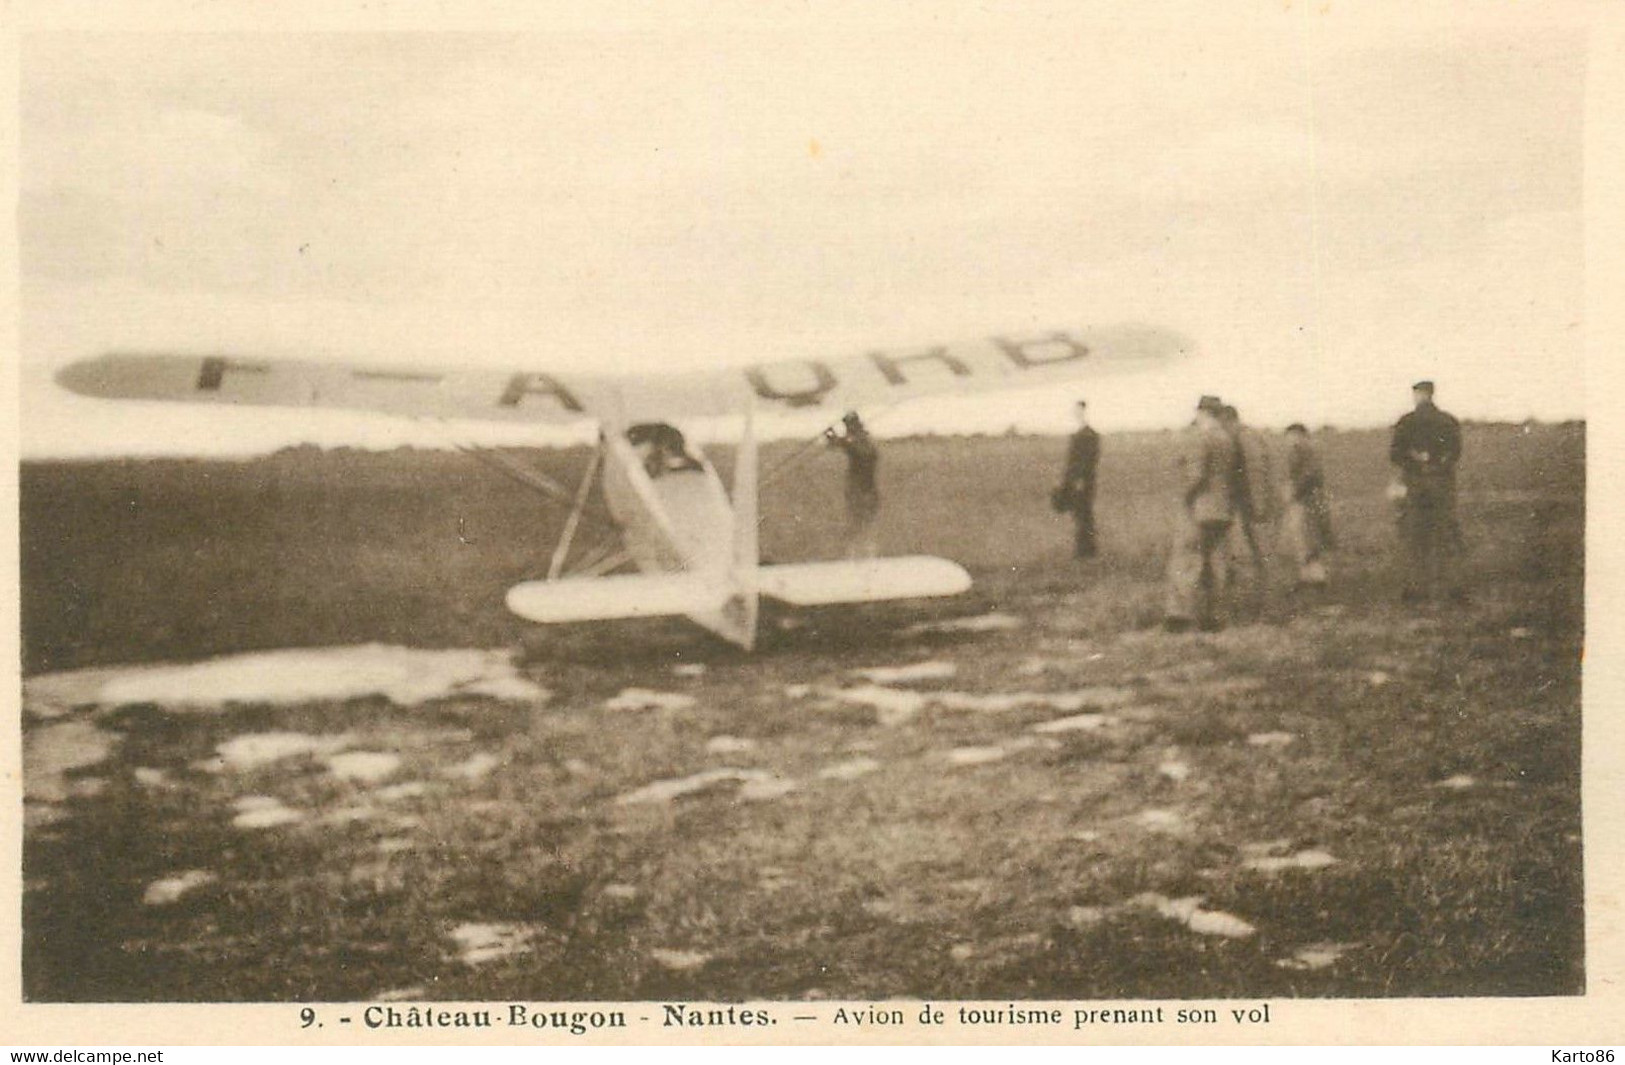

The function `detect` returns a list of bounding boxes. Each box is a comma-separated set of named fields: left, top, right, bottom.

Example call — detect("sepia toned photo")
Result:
left=6, top=3, right=1617, bottom=1047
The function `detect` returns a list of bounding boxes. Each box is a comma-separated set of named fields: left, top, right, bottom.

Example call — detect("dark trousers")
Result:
left=1073, top=489, right=1097, bottom=558
left=1399, top=488, right=1462, bottom=599
left=1167, top=515, right=1232, bottom=628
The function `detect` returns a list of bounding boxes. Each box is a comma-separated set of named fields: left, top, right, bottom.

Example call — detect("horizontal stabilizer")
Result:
left=757, top=556, right=972, bottom=606
left=506, top=573, right=728, bottom=624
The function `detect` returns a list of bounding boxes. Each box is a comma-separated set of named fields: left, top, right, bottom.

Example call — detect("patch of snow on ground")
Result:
left=934, top=691, right=1051, bottom=712
left=1434, top=774, right=1476, bottom=789
left=822, top=685, right=928, bottom=726
left=739, top=777, right=799, bottom=802
left=450, top=923, right=532, bottom=966
left=324, top=751, right=401, bottom=783
left=940, top=687, right=1134, bottom=714
left=906, top=613, right=1024, bottom=635
left=1136, top=893, right=1202, bottom=921
left=1133, top=893, right=1256, bottom=939
left=143, top=870, right=217, bottom=906
left=1239, top=839, right=1294, bottom=859
left=1134, top=809, right=1190, bottom=834
left=45, top=644, right=548, bottom=710
left=759, top=869, right=796, bottom=892
left=376, top=782, right=430, bottom=802
left=603, top=688, right=697, bottom=712
left=705, top=735, right=757, bottom=755
left=24, top=719, right=118, bottom=804
left=616, top=768, right=771, bottom=806
left=323, top=806, right=376, bottom=825
left=70, top=778, right=106, bottom=799
left=1158, top=760, right=1192, bottom=782
left=1066, top=906, right=1107, bottom=928
left=1186, top=909, right=1257, bottom=938
left=1017, top=657, right=1063, bottom=676
left=444, top=753, right=502, bottom=780
left=827, top=684, right=1120, bottom=721
left=1243, top=849, right=1339, bottom=873
left=22, top=666, right=142, bottom=720
left=232, top=795, right=304, bottom=829
left=1032, top=713, right=1111, bottom=734
left=947, top=746, right=1008, bottom=767
left=852, top=660, right=958, bottom=684
left=212, top=732, right=353, bottom=772
left=1070, top=686, right=1137, bottom=707
left=650, top=949, right=710, bottom=971
left=459, top=674, right=549, bottom=702
left=1246, top=732, right=1295, bottom=748
left=1278, top=943, right=1355, bottom=970
left=818, top=757, right=882, bottom=781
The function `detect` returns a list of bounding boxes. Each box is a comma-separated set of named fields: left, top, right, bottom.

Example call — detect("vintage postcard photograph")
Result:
left=6, top=1, right=1619, bottom=1048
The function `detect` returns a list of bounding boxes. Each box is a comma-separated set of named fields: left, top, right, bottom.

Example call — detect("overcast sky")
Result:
left=18, top=14, right=1587, bottom=456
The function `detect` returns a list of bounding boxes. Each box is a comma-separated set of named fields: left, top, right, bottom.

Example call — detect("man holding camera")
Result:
left=827, top=411, right=880, bottom=559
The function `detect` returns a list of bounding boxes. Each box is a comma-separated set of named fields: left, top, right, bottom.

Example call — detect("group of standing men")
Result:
left=1158, top=396, right=1336, bottom=632
left=830, top=379, right=1463, bottom=624
left=1058, top=384, right=1454, bottom=634
left=1164, top=383, right=1460, bottom=631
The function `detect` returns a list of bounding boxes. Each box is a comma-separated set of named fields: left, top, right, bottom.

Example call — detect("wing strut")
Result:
left=452, top=442, right=575, bottom=505
left=547, top=444, right=603, bottom=580
left=572, top=544, right=632, bottom=577
left=419, top=421, right=627, bottom=580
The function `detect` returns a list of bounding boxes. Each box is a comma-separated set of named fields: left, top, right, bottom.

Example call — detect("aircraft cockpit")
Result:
left=626, top=422, right=704, bottom=479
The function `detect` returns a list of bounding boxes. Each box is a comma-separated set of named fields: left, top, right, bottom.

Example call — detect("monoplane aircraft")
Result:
left=57, top=326, right=1189, bottom=649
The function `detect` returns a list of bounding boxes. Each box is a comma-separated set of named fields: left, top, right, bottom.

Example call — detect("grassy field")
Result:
left=19, top=422, right=1585, bottom=1001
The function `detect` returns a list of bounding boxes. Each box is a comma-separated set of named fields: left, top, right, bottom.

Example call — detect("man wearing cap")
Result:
left=1165, top=396, right=1240, bottom=632
left=1389, top=380, right=1464, bottom=603
left=1054, top=399, right=1101, bottom=559
left=826, top=411, right=881, bottom=559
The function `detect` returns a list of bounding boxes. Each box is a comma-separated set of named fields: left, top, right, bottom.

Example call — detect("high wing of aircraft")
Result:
left=56, top=325, right=1191, bottom=649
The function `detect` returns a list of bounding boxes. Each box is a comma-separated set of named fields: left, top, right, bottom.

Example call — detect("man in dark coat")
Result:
left=827, top=411, right=880, bottom=558
left=1055, top=399, right=1101, bottom=558
left=1389, top=380, right=1464, bottom=602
